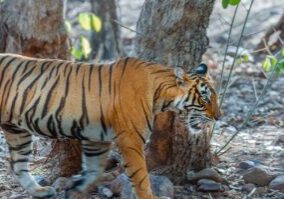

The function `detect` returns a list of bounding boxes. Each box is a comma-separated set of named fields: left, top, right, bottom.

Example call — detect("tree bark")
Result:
left=90, top=0, right=122, bottom=60
left=0, top=0, right=81, bottom=178
left=136, top=0, right=214, bottom=67
left=136, top=0, right=215, bottom=184
left=256, top=13, right=284, bottom=53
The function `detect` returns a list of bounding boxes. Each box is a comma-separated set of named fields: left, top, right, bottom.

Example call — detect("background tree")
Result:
left=90, top=0, right=122, bottom=60
left=136, top=0, right=215, bottom=184
left=0, top=0, right=81, bottom=178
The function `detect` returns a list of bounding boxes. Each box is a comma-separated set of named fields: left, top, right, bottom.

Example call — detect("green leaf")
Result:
left=281, top=48, right=284, bottom=58
left=278, top=60, right=284, bottom=70
left=71, top=47, right=83, bottom=60
left=222, top=0, right=230, bottom=8
left=80, top=36, right=92, bottom=59
left=236, top=58, right=242, bottom=65
left=242, top=54, right=249, bottom=62
left=229, top=0, right=241, bottom=5
left=78, top=13, right=92, bottom=31
left=262, top=57, right=271, bottom=71
left=91, top=14, right=102, bottom=32
left=64, top=20, right=72, bottom=33
left=268, top=56, right=278, bottom=66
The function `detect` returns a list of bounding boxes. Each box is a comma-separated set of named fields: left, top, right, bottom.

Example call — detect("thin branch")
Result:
left=251, top=78, right=258, bottom=101
left=217, top=4, right=239, bottom=94
left=111, top=19, right=144, bottom=36
left=216, top=46, right=283, bottom=155
left=219, top=0, right=255, bottom=108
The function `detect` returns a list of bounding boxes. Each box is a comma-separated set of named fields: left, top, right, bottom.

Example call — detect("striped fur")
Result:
left=0, top=53, right=220, bottom=199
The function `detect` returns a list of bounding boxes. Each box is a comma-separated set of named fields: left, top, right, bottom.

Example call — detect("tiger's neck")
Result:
left=150, top=68, right=186, bottom=114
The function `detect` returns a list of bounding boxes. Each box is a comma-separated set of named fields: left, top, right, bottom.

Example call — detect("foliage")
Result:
left=222, top=0, right=241, bottom=8
left=67, top=12, right=102, bottom=60
left=262, top=48, right=284, bottom=74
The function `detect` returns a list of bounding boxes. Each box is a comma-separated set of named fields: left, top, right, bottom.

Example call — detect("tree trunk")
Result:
left=90, top=0, right=122, bottom=60
left=136, top=0, right=215, bottom=184
left=0, top=0, right=81, bottom=178
left=256, top=13, right=284, bottom=53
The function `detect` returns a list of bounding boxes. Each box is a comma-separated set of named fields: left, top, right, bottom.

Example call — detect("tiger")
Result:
left=0, top=53, right=221, bottom=199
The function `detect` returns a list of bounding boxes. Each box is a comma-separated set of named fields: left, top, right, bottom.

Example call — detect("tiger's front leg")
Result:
left=115, top=132, right=156, bottom=199
left=3, top=129, right=56, bottom=198
left=66, top=140, right=111, bottom=199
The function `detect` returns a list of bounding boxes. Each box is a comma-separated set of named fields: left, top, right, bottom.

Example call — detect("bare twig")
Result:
left=216, top=47, right=283, bottom=155
left=217, top=4, right=239, bottom=94
left=219, top=0, right=255, bottom=108
left=111, top=19, right=144, bottom=36
left=251, top=78, right=258, bottom=101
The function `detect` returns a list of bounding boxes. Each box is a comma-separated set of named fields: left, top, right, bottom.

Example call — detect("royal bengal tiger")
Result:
left=0, top=53, right=221, bottom=199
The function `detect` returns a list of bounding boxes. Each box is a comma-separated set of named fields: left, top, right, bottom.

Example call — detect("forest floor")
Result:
left=0, top=0, right=284, bottom=199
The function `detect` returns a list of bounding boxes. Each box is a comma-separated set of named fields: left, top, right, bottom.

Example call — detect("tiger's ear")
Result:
left=174, top=66, right=187, bottom=85
left=190, top=63, right=208, bottom=76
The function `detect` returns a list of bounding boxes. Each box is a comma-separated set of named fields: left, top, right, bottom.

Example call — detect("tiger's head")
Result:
left=172, top=63, right=221, bottom=131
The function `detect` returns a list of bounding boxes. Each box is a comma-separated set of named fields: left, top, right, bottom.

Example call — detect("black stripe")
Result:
left=83, top=148, right=109, bottom=157
left=98, top=64, right=103, bottom=96
left=41, top=76, right=60, bottom=118
left=17, top=65, right=37, bottom=87
left=9, top=140, right=32, bottom=151
left=132, top=123, right=145, bottom=144
left=108, top=63, right=114, bottom=95
left=129, top=168, right=142, bottom=179
left=100, top=105, right=107, bottom=134
left=88, top=65, right=95, bottom=91
left=80, top=73, right=89, bottom=127
left=140, top=99, right=152, bottom=132
left=0, top=57, right=17, bottom=86
left=127, top=146, right=144, bottom=159
left=120, top=57, right=129, bottom=79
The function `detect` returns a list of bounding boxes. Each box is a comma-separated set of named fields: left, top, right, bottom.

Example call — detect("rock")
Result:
left=109, top=173, right=134, bottom=199
left=34, top=175, right=48, bottom=186
left=242, top=183, right=256, bottom=193
left=243, top=166, right=273, bottom=186
left=52, top=177, right=69, bottom=192
left=275, top=135, right=284, bottom=145
left=269, top=175, right=284, bottom=192
left=187, top=168, right=223, bottom=183
left=109, top=173, right=174, bottom=199
left=98, top=186, right=113, bottom=198
left=239, top=160, right=255, bottom=170
left=150, top=175, right=174, bottom=198
left=197, top=179, right=225, bottom=192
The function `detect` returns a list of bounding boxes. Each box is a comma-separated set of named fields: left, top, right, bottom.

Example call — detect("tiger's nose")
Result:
left=213, top=110, right=222, bottom=121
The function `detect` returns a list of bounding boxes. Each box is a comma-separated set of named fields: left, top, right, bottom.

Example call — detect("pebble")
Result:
left=109, top=174, right=174, bottom=199
left=98, top=186, right=113, bottom=198
left=197, top=179, right=225, bottom=192
left=239, top=160, right=255, bottom=170
left=242, top=183, right=256, bottom=193
left=243, top=166, right=273, bottom=186
left=187, top=168, right=223, bottom=183
left=269, top=175, right=284, bottom=192
left=52, top=177, right=69, bottom=192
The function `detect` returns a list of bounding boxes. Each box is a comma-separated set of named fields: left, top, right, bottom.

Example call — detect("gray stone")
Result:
left=197, top=179, right=225, bottom=192
left=242, top=183, right=256, bottom=193
left=243, top=167, right=273, bottom=186
left=109, top=173, right=174, bottom=199
left=187, top=168, right=223, bottom=183
left=109, top=174, right=134, bottom=199
left=239, top=160, right=255, bottom=170
left=52, top=177, right=69, bottom=192
left=98, top=186, right=113, bottom=198
left=150, top=175, right=174, bottom=198
left=269, top=175, right=284, bottom=192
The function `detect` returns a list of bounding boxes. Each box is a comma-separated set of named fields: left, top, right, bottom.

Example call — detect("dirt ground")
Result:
left=0, top=0, right=284, bottom=199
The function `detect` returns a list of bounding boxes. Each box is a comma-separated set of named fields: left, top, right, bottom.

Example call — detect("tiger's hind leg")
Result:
left=66, top=140, right=111, bottom=199
left=3, top=127, right=56, bottom=198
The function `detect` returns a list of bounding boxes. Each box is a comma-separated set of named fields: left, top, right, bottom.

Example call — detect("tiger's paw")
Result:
left=31, top=186, right=56, bottom=198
